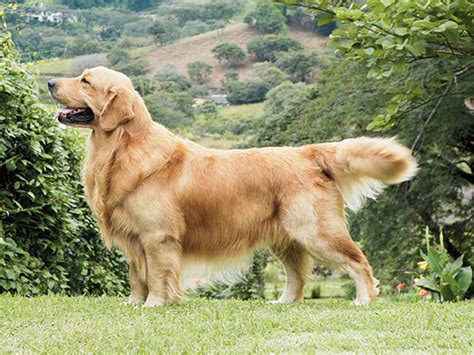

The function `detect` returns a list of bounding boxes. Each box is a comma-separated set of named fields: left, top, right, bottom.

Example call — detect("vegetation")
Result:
left=212, top=42, right=246, bottom=67
left=3, top=0, right=473, bottom=305
left=187, top=61, right=212, bottom=85
left=244, top=2, right=288, bottom=34
left=247, top=34, right=302, bottom=62
left=416, top=229, right=472, bottom=302
left=0, top=18, right=128, bottom=296
left=255, top=0, right=474, bottom=292
left=1, top=296, right=474, bottom=352
left=226, top=78, right=270, bottom=104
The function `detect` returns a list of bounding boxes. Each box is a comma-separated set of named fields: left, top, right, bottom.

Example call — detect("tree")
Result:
left=253, top=62, right=289, bottom=88
left=244, top=3, right=287, bottom=34
left=275, top=50, right=317, bottom=82
left=276, top=0, right=474, bottom=130
left=212, top=42, right=246, bottom=67
left=247, top=34, right=302, bottom=62
left=187, top=61, right=213, bottom=84
left=107, top=46, right=130, bottom=66
left=226, top=78, right=270, bottom=104
left=148, top=17, right=180, bottom=45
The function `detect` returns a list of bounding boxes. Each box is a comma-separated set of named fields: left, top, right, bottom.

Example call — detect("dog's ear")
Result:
left=100, top=88, right=135, bottom=131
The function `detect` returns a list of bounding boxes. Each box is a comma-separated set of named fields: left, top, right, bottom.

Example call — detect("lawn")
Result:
left=1, top=296, right=473, bottom=353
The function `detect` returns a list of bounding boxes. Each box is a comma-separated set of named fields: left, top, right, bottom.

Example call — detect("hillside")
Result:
left=31, top=23, right=327, bottom=88
left=144, top=23, right=327, bottom=88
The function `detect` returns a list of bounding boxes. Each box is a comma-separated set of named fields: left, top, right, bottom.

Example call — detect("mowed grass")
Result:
left=1, top=296, right=473, bottom=353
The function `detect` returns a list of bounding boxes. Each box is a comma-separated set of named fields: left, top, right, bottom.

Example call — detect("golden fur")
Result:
left=50, top=67, right=418, bottom=306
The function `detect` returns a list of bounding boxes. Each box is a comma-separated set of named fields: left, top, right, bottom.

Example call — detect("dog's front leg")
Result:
left=141, top=233, right=183, bottom=307
left=128, top=261, right=148, bottom=305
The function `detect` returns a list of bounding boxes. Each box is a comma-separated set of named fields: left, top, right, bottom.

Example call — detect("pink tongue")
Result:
left=58, top=108, right=74, bottom=116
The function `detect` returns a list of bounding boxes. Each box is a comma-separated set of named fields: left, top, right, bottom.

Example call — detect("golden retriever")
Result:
left=48, top=67, right=417, bottom=307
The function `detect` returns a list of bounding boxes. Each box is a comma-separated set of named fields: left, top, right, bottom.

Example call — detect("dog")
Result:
left=48, top=66, right=417, bottom=307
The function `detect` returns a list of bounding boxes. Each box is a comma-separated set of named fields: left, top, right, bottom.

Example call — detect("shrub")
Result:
left=187, top=61, right=213, bottom=84
left=212, top=42, right=246, bottom=67
left=275, top=50, right=317, bottom=82
left=154, top=67, right=192, bottom=92
left=247, top=35, right=302, bottom=62
left=191, top=251, right=269, bottom=300
left=107, top=47, right=130, bottom=67
left=145, top=91, right=194, bottom=129
left=264, top=81, right=310, bottom=115
left=0, top=27, right=128, bottom=295
left=343, top=281, right=357, bottom=300
left=245, top=3, right=287, bottom=34
left=113, top=59, right=147, bottom=77
left=310, top=284, right=321, bottom=299
left=148, top=16, right=180, bottom=45
left=253, top=62, right=288, bottom=88
left=181, top=20, right=212, bottom=37
left=66, top=36, right=101, bottom=57
left=226, top=78, right=270, bottom=104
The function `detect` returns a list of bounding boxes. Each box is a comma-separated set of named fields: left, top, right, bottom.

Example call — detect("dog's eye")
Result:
left=81, top=78, right=90, bottom=85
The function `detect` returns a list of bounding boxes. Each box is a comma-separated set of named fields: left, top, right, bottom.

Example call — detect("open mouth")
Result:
left=56, top=107, right=94, bottom=125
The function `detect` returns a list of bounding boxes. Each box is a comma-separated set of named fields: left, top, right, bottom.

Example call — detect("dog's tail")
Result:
left=321, top=137, right=418, bottom=212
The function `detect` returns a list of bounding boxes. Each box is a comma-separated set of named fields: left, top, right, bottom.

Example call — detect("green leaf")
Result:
left=406, top=40, right=427, bottom=56
left=416, top=277, right=440, bottom=292
left=317, top=12, right=335, bottom=26
left=421, top=249, right=444, bottom=276
left=456, top=267, right=472, bottom=296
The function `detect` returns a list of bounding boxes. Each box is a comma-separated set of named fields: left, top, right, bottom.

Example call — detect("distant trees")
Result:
left=148, top=17, right=180, bottom=45
left=253, top=62, right=288, bottom=88
left=212, top=42, right=246, bottom=67
left=247, top=34, right=302, bottom=62
left=187, top=61, right=213, bottom=84
left=226, top=78, right=270, bottom=104
left=60, top=0, right=163, bottom=10
left=275, top=50, right=317, bottom=82
left=244, top=3, right=287, bottom=34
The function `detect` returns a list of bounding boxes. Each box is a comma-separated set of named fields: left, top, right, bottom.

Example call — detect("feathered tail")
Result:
left=327, top=137, right=418, bottom=211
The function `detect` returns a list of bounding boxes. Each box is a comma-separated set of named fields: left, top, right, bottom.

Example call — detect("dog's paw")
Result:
left=352, top=298, right=374, bottom=306
left=267, top=298, right=295, bottom=305
left=143, top=295, right=165, bottom=308
left=128, top=295, right=144, bottom=306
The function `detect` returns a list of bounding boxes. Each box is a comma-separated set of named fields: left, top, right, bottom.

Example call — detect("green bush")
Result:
left=113, top=59, right=147, bottom=77
left=0, top=24, right=128, bottom=295
left=191, top=251, right=269, bottom=300
left=212, top=42, right=246, bottom=67
left=187, top=61, right=213, bottom=84
left=245, top=3, right=287, bottom=34
left=275, top=50, right=317, bottom=83
left=310, top=284, right=321, bottom=299
left=226, top=78, right=270, bottom=104
left=247, top=35, right=302, bottom=62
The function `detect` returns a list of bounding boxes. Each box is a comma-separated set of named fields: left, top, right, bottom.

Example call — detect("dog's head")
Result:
left=48, top=66, right=136, bottom=131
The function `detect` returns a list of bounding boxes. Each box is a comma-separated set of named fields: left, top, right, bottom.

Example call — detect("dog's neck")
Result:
left=83, top=99, right=179, bottom=245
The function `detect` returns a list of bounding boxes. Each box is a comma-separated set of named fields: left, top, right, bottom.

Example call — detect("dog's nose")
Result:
left=48, top=80, right=56, bottom=89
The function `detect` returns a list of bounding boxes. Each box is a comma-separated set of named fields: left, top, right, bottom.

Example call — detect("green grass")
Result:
left=29, top=58, right=71, bottom=75
left=219, top=102, right=264, bottom=119
left=1, top=296, right=473, bottom=353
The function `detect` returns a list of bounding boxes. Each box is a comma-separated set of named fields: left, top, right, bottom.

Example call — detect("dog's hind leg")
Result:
left=270, top=241, right=313, bottom=304
left=281, top=194, right=378, bottom=305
